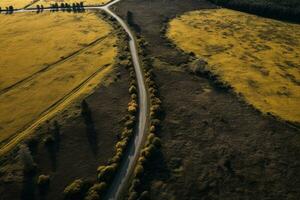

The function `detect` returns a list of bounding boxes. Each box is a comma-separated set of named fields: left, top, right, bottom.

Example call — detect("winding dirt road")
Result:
left=1, top=1, right=149, bottom=199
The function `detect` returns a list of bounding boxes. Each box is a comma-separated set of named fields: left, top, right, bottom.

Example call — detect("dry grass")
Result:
left=0, top=12, right=117, bottom=145
left=30, top=0, right=110, bottom=8
left=167, top=8, right=300, bottom=123
left=0, top=0, right=34, bottom=9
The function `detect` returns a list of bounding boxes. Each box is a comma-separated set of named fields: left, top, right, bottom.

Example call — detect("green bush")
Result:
left=37, top=174, right=50, bottom=186
left=97, top=164, right=117, bottom=182
left=37, top=174, right=50, bottom=193
left=138, top=156, right=146, bottom=165
left=129, top=85, right=137, bottom=94
left=64, top=179, right=84, bottom=199
left=152, top=137, right=162, bottom=148
left=134, top=164, right=144, bottom=177
left=84, top=182, right=107, bottom=200
left=84, top=191, right=99, bottom=200
left=131, top=93, right=137, bottom=100
left=121, top=128, right=133, bottom=139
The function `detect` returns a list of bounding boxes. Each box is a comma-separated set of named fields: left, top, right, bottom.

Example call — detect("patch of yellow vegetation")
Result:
left=167, top=9, right=300, bottom=123
left=0, top=0, right=34, bottom=9
left=0, top=12, right=109, bottom=91
left=0, top=12, right=117, bottom=145
left=30, top=0, right=110, bottom=8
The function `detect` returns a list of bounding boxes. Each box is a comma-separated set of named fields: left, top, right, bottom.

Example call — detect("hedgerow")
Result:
left=126, top=36, right=163, bottom=199
left=63, top=13, right=141, bottom=199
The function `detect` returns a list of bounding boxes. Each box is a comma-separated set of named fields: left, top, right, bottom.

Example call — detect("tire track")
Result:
left=0, top=35, right=109, bottom=96
left=0, top=64, right=112, bottom=155
left=24, top=0, right=40, bottom=9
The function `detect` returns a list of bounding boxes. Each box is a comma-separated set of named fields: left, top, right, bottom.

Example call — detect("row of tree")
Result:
left=63, top=22, right=139, bottom=199
left=209, top=0, right=300, bottom=23
left=0, top=6, right=14, bottom=14
left=127, top=37, right=163, bottom=200
left=49, top=2, right=85, bottom=12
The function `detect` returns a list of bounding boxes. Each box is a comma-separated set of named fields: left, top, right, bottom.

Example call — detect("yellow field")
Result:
left=167, top=9, right=300, bottom=123
left=0, top=0, right=34, bottom=9
left=30, top=0, right=111, bottom=8
left=0, top=12, right=117, bottom=145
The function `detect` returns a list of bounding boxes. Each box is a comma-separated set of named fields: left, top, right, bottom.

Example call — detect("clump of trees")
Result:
left=209, top=0, right=300, bottom=23
left=64, top=29, right=139, bottom=199
left=50, top=2, right=85, bottom=12
left=64, top=179, right=93, bottom=199
left=36, top=4, right=44, bottom=13
left=2, top=6, right=14, bottom=14
left=87, top=56, right=139, bottom=198
left=84, top=182, right=107, bottom=200
left=64, top=179, right=85, bottom=199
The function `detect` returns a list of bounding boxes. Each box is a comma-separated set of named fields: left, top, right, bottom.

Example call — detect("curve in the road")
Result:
left=101, top=2, right=149, bottom=200
left=1, top=2, right=149, bottom=200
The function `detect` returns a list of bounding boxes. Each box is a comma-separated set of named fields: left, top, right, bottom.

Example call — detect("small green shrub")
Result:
left=37, top=174, right=50, bottom=186
left=64, top=179, right=84, bottom=199
left=97, top=164, right=117, bottom=182
left=129, top=85, right=137, bottom=94
left=84, top=182, right=107, bottom=200
left=37, top=174, right=50, bottom=194
left=134, top=164, right=144, bottom=177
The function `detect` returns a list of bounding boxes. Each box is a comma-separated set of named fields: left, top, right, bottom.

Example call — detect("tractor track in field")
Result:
left=0, top=34, right=109, bottom=96
left=0, top=64, right=112, bottom=155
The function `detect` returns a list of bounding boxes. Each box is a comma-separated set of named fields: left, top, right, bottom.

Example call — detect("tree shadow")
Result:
left=85, top=121, right=98, bottom=155
left=81, top=100, right=98, bottom=155
left=46, top=144, right=58, bottom=172
left=45, top=121, right=61, bottom=171
left=21, top=172, right=36, bottom=200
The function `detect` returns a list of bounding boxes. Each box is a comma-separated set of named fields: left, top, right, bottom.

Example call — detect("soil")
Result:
left=0, top=66, right=130, bottom=200
left=113, top=0, right=300, bottom=199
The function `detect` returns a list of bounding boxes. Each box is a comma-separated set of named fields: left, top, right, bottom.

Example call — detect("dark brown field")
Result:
left=0, top=66, right=130, bottom=200
left=114, top=0, right=300, bottom=199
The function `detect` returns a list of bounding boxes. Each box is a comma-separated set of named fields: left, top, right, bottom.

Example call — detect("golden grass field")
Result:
left=0, top=0, right=35, bottom=9
left=0, top=12, right=117, bottom=146
left=30, top=0, right=111, bottom=8
left=167, top=9, right=300, bottom=123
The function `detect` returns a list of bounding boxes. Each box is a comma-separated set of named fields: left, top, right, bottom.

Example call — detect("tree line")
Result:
left=0, top=6, right=14, bottom=14
left=48, top=2, right=85, bottom=12
left=126, top=36, right=163, bottom=200
left=209, top=0, right=300, bottom=23
left=63, top=20, right=140, bottom=200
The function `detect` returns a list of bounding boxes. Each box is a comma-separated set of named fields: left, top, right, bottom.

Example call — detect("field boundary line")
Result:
left=0, top=34, right=109, bottom=96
